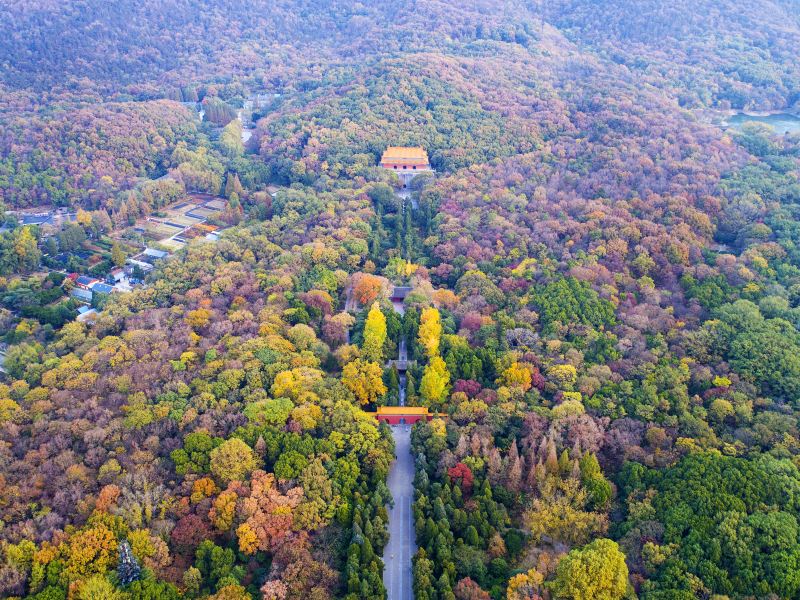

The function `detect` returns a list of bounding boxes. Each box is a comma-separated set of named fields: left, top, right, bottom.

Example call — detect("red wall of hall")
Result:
left=380, top=163, right=428, bottom=170
left=377, top=414, right=430, bottom=425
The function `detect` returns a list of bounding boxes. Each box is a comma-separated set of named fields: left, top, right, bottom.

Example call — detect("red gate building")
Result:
left=367, top=406, right=435, bottom=425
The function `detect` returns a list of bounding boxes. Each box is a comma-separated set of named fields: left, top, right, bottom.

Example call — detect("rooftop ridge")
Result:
left=381, top=146, right=430, bottom=161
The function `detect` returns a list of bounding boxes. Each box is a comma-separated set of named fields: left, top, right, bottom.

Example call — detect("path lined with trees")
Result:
left=382, top=281, right=416, bottom=597
left=382, top=188, right=420, bottom=597
left=382, top=426, right=416, bottom=600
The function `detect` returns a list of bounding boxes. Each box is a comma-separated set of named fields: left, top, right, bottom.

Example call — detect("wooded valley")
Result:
left=0, top=1, right=799, bottom=599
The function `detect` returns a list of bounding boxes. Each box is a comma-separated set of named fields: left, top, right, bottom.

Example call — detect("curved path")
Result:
left=382, top=425, right=416, bottom=599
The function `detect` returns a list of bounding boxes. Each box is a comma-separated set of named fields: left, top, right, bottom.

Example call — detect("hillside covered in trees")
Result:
left=1, top=1, right=800, bottom=600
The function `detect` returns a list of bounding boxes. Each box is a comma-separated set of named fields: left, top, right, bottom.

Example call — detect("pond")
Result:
left=726, top=112, right=800, bottom=135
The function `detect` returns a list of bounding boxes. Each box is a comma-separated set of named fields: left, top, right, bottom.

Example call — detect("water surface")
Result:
left=727, top=112, right=800, bottom=135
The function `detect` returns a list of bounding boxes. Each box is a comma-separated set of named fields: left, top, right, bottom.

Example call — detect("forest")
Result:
left=1, top=1, right=800, bottom=599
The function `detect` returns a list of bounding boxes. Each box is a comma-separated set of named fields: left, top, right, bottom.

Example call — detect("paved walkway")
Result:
left=386, top=338, right=411, bottom=379
left=384, top=281, right=415, bottom=597
left=344, top=285, right=358, bottom=313
left=382, top=426, right=416, bottom=600
left=399, top=337, right=407, bottom=407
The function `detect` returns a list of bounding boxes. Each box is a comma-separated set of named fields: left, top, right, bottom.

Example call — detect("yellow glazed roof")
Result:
left=381, top=146, right=429, bottom=161
left=376, top=406, right=430, bottom=415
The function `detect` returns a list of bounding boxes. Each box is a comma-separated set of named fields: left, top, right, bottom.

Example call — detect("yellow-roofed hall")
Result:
left=380, top=146, right=433, bottom=188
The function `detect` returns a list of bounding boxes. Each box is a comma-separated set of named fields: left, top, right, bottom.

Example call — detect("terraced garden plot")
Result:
left=160, top=238, right=186, bottom=251
left=204, top=199, right=226, bottom=210
left=163, top=212, right=203, bottom=227
left=187, top=207, right=218, bottom=219
left=144, top=221, right=183, bottom=240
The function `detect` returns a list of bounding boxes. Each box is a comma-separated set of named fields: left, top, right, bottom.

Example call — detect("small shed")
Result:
left=75, top=275, right=98, bottom=289
left=126, top=259, right=154, bottom=274
left=90, top=282, right=115, bottom=296
left=143, top=248, right=169, bottom=260
left=21, top=214, right=53, bottom=226
left=71, top=288, right=93, bottom=303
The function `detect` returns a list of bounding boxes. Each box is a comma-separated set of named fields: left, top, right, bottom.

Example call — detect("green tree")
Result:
left=75, top=574, right=128, bottom=600
left=220, top=120, right=244, bottom=158
left=550, top=539, right=628, bottom=600
left=14, top=226, right=41, bottom=273
left=3, top=342, right=40, bottom=381
left=171, top=432, right=220, bottom=476
left=194, top=540, right=241, bottom=593
left=579, top=453, right=613, bottom=511
left=413, top=548, right=436, bottom=600
left=711, top=300, right=800, bottom=401
left=273, top=450, right=309, bottom=480
left=224, top=172, right=244, bottom=199
left=57, top=223, right=87, bottom=252
left=126, top=574, right=180, bottom=600
left=531, top=277, right=616, bottom=334
left=209, top=438, right=259, bottom=485
left=621, top=452, right=800, bottom=597
left=111, top=243, right=126, bottom=268
left=243, top=397, right=294, bottom=427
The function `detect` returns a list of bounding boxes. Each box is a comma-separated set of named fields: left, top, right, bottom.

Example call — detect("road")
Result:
left=344, top=285, right=358, bottom=313
left=383, top=426, right=416, bottom=600
left=398, top=337, right=407, bottom=406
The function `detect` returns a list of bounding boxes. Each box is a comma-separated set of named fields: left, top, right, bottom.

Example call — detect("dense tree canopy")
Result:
left=0, top=1, right=800, bottom=599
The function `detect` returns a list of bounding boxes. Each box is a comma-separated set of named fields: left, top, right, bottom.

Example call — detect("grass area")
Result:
left=144, top=221, right=183, bottom=239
